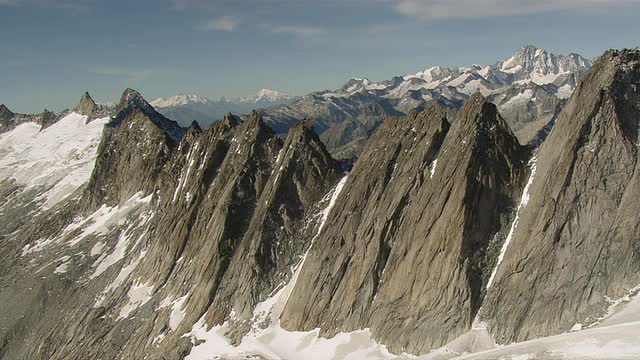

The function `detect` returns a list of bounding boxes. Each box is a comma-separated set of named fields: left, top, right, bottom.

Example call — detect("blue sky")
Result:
left=1, top=0, right=639, bottom=113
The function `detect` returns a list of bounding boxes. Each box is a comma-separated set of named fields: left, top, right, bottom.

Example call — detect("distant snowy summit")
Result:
left=244, top=88, right=291, bottom=103
left=150, top=89, right=291, bottom=127
left=333, top=45, right=592, bottom=100
left=150, top=94, right=212, bottom=108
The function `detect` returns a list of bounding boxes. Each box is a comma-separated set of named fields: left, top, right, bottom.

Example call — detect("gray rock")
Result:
left=481, top=48, right=640, bottom=344
left=281, top=93, right=528, bottom=354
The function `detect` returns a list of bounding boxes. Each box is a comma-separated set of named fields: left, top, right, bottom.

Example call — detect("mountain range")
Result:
left=1, top=47, right=639, bottom=360
left=147, top=46, right=592, bottom=160
left=150, top=89, right=291, bottom=127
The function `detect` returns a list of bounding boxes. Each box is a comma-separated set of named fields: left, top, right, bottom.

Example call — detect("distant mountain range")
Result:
left=150, top=46, right=592, bottom=159
left=259, top=45, right=593, bottom=158
left=150, top=89, right=291, bottom=127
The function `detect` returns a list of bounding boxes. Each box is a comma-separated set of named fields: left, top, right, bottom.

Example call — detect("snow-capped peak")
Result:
left=256, top=88, right=288, bottom=101
left=150, top=94, right=212, bottom=108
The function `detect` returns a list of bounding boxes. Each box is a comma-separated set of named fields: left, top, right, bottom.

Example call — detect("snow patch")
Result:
left=0, top=113, right=109, bottom=209
left=486, top=156, right=537, bottom=290
left=118, top=281, right=154, bottom=319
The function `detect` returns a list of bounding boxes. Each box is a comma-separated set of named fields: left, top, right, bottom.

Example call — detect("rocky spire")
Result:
left=111, top=88, right=186, bottom=143
left=281, top=96, right=528, bottom=353
left=0, top=104, right=14, bottom=120
left=78, top=91, right=97, bottom=117
left=481, top=48, right=640, bottom=344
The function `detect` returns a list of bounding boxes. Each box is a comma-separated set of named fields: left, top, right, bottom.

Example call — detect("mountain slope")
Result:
left=480, top=48, right=640, bottom=343
left=281, top=93, right=529, bottom=354
left=2, top=48, right=640, bottom=360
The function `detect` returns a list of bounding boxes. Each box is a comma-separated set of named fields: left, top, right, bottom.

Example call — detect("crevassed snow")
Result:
left=486, top=157, right=537, bottom=290
left=0, top=113, right=109, bottom=209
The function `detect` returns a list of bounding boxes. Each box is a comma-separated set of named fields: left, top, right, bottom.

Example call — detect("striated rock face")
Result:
left=281, top=93, right=529, bottom=354
left=3, top=49, right=640, bottom=360
left=0, top=86, right=343, bottom=359
left=82, top=88, right=185, bottom=209
left=77, top=91, right=112, bottom=122
left=481, top=48, right=640, bottom=343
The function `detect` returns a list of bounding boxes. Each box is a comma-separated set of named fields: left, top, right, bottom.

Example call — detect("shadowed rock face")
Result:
left=82, top=89, right=186, bottom=209
left=481, top=49, right=640, bottom=344
left=281, top=94, right=529, bottom=354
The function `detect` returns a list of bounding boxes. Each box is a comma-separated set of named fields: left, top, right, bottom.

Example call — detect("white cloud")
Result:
left=201, top=16, right=240, bottom=32
left=393, top=0, right=639, bottom=19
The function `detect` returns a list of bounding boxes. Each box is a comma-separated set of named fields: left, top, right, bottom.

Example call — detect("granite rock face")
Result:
left=82, top=89, right=184, bottom=209
left=0, top=88, right=342, bottom=359
left=281, top=94, right=529, bottom=354
left=481, top=48, right=640, bottom=344
left=1, top=49, right=640, bottom=360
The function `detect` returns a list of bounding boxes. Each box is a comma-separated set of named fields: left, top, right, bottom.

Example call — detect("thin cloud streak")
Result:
left=393, top=0, right=640, bottom=19
left=200, top=16, right=240, bottom=32
left=88, top=67, right=153, bottom=83
left=263, top=23, right=326, bottom=38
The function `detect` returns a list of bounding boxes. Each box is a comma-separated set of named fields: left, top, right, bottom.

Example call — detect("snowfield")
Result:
left=0, top=112, right=108, bottom=209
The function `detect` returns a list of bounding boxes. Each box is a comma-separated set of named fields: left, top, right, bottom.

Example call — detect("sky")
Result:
left=1, top=0, right=639, bottom=113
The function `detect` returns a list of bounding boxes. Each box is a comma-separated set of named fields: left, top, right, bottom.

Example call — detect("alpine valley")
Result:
left=1, top=45, right=640, bottom=360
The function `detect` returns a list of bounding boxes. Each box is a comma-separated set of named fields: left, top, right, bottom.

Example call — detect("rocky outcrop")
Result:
left=281, top=94, right=529, bottom=354
left=82, top=88, right=186, bottom=209
left=77, top=91, right=112, bottom=122
left=481, top=48, right=640, bottom=343
left=0, top=88, right=343, bottom=359
left=0, top=104, right=16, bottom=130
left=0, top=105, right=58, bottom=134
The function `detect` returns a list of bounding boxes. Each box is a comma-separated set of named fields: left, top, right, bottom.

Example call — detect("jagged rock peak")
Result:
left=222, top=112, right=240, bottom=128
left=78, top=91, right=97, bottom=116
left=111, top=88, right=186, bottom=143
left=116, top=88, right=154, bottom=113
left=0, top=104, right=14, bottom=119
left=242, top=110, right=270, bottom=132
left=456, top=92, right=497, bottom=125
left=189, top=120, right=202, bottom=132
left=605, top=47, right=640, bottom=70
left=284, top=119, right=337, bottom=164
